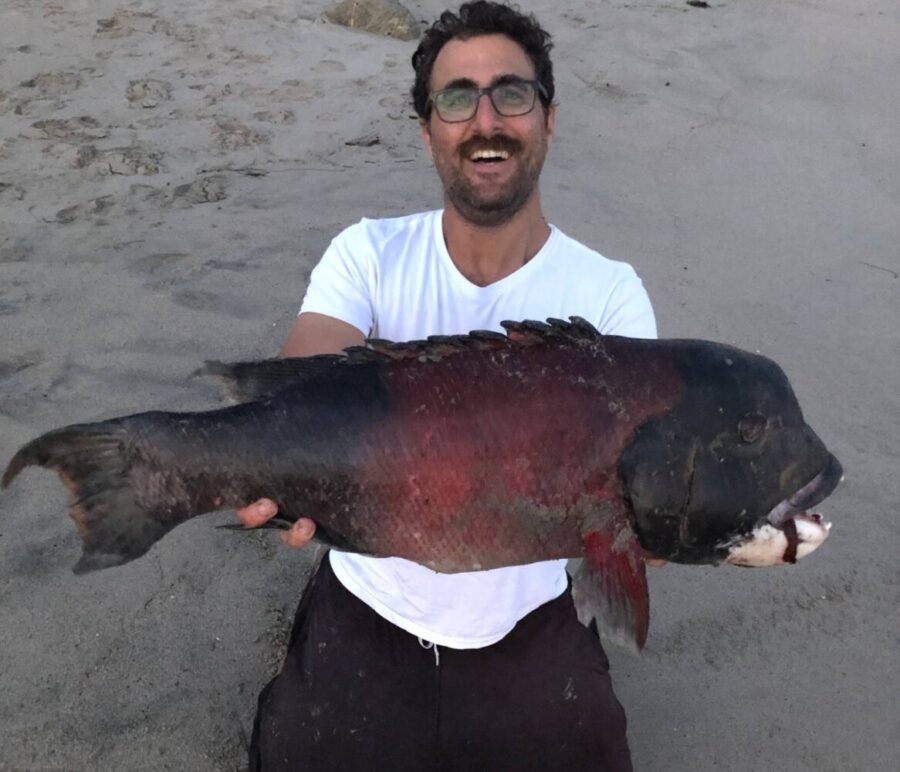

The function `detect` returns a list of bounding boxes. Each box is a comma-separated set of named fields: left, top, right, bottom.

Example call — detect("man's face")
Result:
left=422, top=34, right=555, bottom=227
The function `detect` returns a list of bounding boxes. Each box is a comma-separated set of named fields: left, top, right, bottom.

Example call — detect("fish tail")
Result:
left=3, top=421, right=174, bottom=573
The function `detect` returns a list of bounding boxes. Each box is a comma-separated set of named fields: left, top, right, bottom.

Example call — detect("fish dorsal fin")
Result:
left=200, top=317, right=603, bottom=403
left=547, top=316, right=604, bottom=340
left=500, top=316, right=602, bottom=344
left=366, top=330, right=511, bottom=362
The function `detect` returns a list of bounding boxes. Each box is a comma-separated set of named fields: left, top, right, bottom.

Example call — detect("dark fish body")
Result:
left=2, top=318, right=842, bottom=648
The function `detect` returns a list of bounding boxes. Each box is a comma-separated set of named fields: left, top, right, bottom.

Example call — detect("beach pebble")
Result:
left=323, top=0, right=419, bottom=41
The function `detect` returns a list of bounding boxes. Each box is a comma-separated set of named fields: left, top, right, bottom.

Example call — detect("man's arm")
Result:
left=278, top=312, right=366, bottom=357
left=236, top=312, right=366, bottom=547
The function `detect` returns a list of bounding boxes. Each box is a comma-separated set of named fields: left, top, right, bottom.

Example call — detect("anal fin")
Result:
left=572, top=518, right=649, bottom=652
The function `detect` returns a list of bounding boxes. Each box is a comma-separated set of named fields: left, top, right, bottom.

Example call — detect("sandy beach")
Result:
left=1, top=0, right=898, bottom=769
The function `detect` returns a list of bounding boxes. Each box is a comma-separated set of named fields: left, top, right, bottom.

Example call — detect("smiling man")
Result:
left=245, top=3, right=657, bottom=770
left=424, top=39, right=552, bottom=230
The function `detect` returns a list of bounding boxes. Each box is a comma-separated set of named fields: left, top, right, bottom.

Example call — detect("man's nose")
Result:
left=471, top=92, right=505, bottom=131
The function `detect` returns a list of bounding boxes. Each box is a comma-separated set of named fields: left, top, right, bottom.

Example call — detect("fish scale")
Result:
left=340, top=341, right=675, bottom=570
left=2, top=317, right=842, bottom=648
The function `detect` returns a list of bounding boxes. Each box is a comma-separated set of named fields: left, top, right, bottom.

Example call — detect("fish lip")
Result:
left=765, top=454, right=843, bottom=527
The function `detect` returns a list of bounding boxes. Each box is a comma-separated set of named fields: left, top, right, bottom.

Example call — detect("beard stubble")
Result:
left=433, top=132, right=548, bottom=228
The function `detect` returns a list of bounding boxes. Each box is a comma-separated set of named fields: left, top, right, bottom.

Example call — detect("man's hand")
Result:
left=236, top=499, right=317, bottom=548
left=641, top=548, right=667, bottom=568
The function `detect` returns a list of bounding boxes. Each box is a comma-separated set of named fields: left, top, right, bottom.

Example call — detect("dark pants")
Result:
left=250, top=555, right=632, bottom=771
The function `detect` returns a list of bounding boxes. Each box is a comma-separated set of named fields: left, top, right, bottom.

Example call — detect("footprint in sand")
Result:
left=0, top=353, right=43, bottom=381
left=233, top=81, right=321, bottom=105
left=0, top=282, right=30, bottom=316
left=96, top=8, right=201, bottom=43
left=172, top=289, right=221, bottom=312
left=211, top=119, right=269, bottom=151
left=129, top=254, right=211, bottom=292
left=202, top=258, right=257, bottom=273
left=0, top=183, right=26, bottom=203
left=379, top=95, right=416, bottom=120
left=19, top=70, right=82, bottom=98
left=314, top=60, right=347, bottom=74
left=197, top=82, right=234, bottom=108
left=15, top=69, right=93, bottom=114
left=171, top=175, right=229, bottom=204
left=25, top=116, right=109, bottom=141
left=569, top=64, right=648, bottom=104
left=54, top=195, right=115, bottom=225
left=0, top=89, right=13, bottom=115
left=0, top=241, right=33, bottom=263
left=264, top=80, right=321, bottom=103
left=126, top=80, right=172, bottom=109
left=53, top=144, right=160, bottom=176
left=135, top=175, right=229, bottom=210
left=126, top=252, right=192, bottom=280
left=63, top=144, right=100, bottom=169
left=253, top=109, right=296, bottom=125
left=0, top=352, right=45, bottom=422
left=222, top=46, right=270, bottom=65
left=95, top=10, right=170, bottom=39
left=171, top=288, right=256, bottom=319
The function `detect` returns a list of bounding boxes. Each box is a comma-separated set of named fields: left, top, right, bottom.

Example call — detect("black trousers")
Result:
left=250, top=555, right=632, bottom=771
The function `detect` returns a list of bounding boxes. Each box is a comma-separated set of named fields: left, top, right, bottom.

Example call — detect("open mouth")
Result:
left=725, top=454, right=843, bottom=567
left=469, top=149, right=511, bottom=164
left=766, top=454, right=843, bottom=527
left=764, top=454, right=842, bottom=563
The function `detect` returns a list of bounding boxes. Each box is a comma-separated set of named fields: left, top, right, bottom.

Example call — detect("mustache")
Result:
left=458, top=135, right=521, bottom=158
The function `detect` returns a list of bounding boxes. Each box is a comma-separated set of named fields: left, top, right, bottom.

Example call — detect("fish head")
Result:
left=619, top=341, right=842, bottom=566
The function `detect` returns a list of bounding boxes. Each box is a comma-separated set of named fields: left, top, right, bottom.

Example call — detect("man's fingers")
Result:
left=640, top=548, right=667, bottom=567
left=237, top=499, right=279, bottom=527
left=280, top=518, right=316, bottom=548
left=236, top=501, right=314, bottom=548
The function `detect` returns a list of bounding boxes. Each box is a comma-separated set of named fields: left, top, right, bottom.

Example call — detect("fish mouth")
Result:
left=725, top=454, right=843, bottom=567
left=765, top=454, right=843, bottom=528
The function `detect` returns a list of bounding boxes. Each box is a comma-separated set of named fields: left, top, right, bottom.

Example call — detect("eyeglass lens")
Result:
left=432, top=81, right=538, bottom=122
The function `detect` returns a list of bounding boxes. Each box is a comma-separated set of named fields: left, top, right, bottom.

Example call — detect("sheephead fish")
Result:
left=2, top=318, right=842, bottom=648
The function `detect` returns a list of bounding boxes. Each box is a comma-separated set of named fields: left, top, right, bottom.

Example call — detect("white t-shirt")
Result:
left=299, top=209, right=657, bottom=649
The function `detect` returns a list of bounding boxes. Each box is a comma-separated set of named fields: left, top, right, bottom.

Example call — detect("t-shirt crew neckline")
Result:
left=431, top=209, right=559, bottom=299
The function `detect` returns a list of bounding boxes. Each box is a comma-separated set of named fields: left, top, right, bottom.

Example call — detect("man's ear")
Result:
left=420, top=119, right=434, bottom=158
left=545, top=104, right=556, bottom=147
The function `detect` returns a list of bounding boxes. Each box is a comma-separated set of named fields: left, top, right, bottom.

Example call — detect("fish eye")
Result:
left=738, top=413, right=768, bottom=443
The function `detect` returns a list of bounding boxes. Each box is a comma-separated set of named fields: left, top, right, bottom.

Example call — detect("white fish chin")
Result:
left=723, top=517, right=832, bottom=567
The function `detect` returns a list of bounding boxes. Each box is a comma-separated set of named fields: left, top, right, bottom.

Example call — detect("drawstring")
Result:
left=418, top=637, right=440, bottom=666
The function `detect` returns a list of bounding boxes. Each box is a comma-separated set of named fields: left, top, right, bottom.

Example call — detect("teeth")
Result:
left=470, top=149, right=509, bottom=161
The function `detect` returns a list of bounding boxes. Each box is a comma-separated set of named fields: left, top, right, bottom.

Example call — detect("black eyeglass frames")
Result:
left=428, top=80, right=548, bottom=123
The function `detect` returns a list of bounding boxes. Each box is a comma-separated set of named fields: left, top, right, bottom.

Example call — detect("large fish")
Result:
left=2, top=318, right=841, bottom=648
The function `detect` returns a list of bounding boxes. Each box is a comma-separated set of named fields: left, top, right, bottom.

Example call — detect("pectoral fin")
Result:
left=572, top=517, right=649, bottom=652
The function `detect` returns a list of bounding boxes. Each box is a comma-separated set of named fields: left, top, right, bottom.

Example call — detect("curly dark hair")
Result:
left=411, top=1, right=555, bottom=121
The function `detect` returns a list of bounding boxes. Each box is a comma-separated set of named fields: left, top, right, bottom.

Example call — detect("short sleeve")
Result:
left=299, top=221, right=377, bottom=336
left=597, top=265, right=657, bottom=340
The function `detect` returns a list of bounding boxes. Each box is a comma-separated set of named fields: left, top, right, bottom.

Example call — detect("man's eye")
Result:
left=496, top=84, right=530, bottom=104
left=440, top=90, right=474, bottom=110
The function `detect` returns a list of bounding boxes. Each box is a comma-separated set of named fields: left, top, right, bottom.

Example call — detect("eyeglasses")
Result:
left=428, top=80, right=548, bottom=123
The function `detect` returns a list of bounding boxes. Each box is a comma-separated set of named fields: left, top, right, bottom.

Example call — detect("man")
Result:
left=243, top=3, right=657, bottom=769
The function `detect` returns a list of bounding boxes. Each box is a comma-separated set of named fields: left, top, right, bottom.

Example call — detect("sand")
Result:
left=1, top=1, right=898, bottom=769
